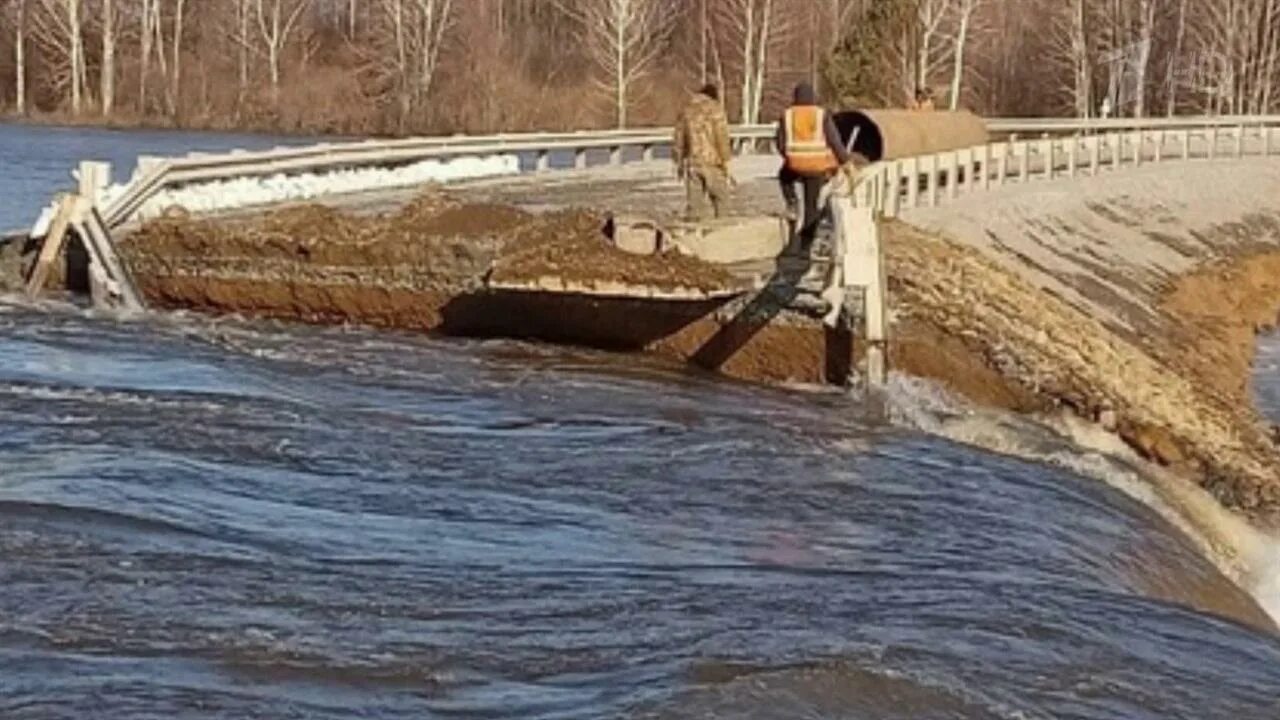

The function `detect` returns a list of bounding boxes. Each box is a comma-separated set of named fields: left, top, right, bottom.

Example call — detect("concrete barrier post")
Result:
left=1235, top=124, right=1245, bottom=157
left=1067, top=137, right=1078, bottom=178
left=1040, top=138, right=1054, bottom=180
left=1266, top=125, right=1273, bottom=157
left=982, top=144, right=993, bottom=190
left=1088, top=135, right=1101, bottom=176
left=1134, top=130, right=1144, bottom=166
left=78, top=160, right=111, bottom=205
left=946, top=152, right=959, bottom=200
left=1154, top=130, right=1164, bottom=163
left=958, top=148, right=974, bottom=193
left=1113, top=133, right=1123, bottom=170
left=928, top=154, right=941, bottom=206
left=536, top=150, right=550, bottom=172
left=574, top=147, right=588, bottom=170
left=887, top=161, right=903, bottom=217
left=1181, top=129, right=1191, bottom=160
left=609, top=145, right=623, bottom=165
left=907, top=157, right=921, bottom=208
left=641, top=144, right=655, bottom=162
left=1209, top=127, right=1218, bottom=160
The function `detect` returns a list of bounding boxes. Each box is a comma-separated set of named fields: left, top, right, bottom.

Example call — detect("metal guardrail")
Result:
left=75, top=115, right=1280, bottom=230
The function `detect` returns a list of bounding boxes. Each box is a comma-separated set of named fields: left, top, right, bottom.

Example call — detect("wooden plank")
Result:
left=25, top=195, right=78, bottom=299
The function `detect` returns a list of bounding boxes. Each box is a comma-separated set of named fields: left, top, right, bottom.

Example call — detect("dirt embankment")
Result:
left=122, top=190, right=736, bottom=331
left=882, top=220, right=1280, bottom=518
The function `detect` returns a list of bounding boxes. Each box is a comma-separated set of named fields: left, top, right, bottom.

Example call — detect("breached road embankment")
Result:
left=892, top=159, right=1280, bottom=521
left=24, top=156, right=1280, bottom=527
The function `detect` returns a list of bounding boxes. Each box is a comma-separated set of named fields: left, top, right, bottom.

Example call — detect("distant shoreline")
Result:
left=0, top=111, right=353, bottom=141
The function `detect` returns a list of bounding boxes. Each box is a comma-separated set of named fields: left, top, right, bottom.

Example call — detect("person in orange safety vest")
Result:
left=774, top=82, right=855, bottom=249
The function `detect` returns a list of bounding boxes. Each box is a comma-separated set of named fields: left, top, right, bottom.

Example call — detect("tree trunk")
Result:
left=1071, top=0, right=1091, bottom=118
left=139, top=0, right=151, bottom=114
left=1132, top=0, right=1154, bottom=118
left=68, top=0, right=82, bottom=114
left=14, top=0, right=26, bottom=115
left=170, top=0, right=185, bottom=117
left=615, top=4, right=625, bottom=127
left=101, top=0, right=114, bottom=116
left=1167, top=0, right=1187, bottom=116
left=949, top=0, right=974, bottom=111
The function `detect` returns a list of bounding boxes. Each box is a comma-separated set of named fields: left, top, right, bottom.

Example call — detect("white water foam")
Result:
left=881, top=372, right=1280, bottom=626
left=99, top=153, right=521, bottom=219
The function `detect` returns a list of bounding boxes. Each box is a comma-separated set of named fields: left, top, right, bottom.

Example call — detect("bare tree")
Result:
left=254, top=0, right=312, bottom=105
left=99, top=0, right=117, bottom=115
left=947, top=0, right=984, bottom=110
left=7, top=0, right=29, bottom=114
left=30, top=0, right=86, bottom=113
left=714, top=0, right=799, bottom=124
left=558, top=0, right=673, bottom=128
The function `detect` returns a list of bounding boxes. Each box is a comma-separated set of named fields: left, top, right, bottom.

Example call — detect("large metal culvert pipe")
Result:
left=831, top=110, right=989, bottom=162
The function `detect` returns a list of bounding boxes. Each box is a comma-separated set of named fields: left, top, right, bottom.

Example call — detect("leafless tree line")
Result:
left=2, top=0, right=1280, bottom=135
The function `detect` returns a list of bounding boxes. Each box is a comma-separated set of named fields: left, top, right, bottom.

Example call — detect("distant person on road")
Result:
left=672, top=84, right=733, bottom=222
left=775, top=82, right=855, bottom=248
left=911, top=87, right=935, bottom=111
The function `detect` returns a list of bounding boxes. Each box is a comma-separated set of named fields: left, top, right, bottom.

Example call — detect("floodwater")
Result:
left=0, top=123, right=314, bottom=231
left=2, top=303, right=1279, bottom=719
left=2, top=123, right=1280, bottom=718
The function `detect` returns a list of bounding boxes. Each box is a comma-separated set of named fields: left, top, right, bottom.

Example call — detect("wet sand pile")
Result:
left=489, top=210, right=735, bottom=294
left=121, top=189, right=739, bottom=329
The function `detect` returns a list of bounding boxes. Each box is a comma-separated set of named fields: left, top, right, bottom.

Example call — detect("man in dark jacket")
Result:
left=775, top=82, right=854, bottom=247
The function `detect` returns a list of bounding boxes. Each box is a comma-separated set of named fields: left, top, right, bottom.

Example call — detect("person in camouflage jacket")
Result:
left=672, top=84, right=733, bottom=221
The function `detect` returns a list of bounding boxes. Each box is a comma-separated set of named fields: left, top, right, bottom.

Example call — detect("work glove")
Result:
left=840, top=160, right=860, bottom=186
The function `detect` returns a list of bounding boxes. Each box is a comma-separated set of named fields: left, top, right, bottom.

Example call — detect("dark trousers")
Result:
left=778, top=165, right=829, bottom=244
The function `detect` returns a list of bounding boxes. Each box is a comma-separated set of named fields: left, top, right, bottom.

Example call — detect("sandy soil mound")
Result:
left=488, top=210, right=735, bottom=293
left=885, top=221, right=1280, bottom=516
left=121, top=188, right=739, bottom=327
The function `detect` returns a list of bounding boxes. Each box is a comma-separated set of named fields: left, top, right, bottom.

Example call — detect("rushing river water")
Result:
left=3, top=123, right=1280, bottom=718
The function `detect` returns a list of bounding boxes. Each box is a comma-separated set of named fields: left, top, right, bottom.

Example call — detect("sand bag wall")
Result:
left=832, top=110, right=988, bottom=162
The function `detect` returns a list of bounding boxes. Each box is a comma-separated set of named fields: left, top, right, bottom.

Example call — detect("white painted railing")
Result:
left=826, top=116, right=1280, bottom=387
left=844, top=119, right=1280, bottom=217
left=75, top=115, right=1280, bottom=231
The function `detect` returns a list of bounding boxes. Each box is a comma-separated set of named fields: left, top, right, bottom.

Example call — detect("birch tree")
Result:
left=31, top=0, right=86, bottom=114
left=558, top=0, right=673, bottom=128
left=715, top=0, right=798, bottom=124
left=6, top=0, right=29, bottom=114
left=947, top=0, right=983, bottom=110
left=254, top=0, right=312, bottom=105
left=98, top=0, right=117, bottom=115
